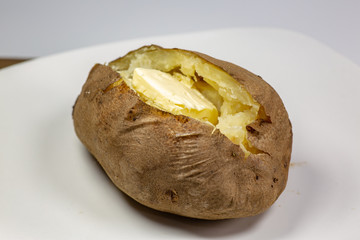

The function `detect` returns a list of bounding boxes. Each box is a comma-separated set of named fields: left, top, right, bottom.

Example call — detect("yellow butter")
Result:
left=132, top=68, right=218, bottom=125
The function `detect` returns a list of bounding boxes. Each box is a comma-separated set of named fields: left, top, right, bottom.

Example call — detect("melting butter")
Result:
left=132, top=68, right=218, bottom=125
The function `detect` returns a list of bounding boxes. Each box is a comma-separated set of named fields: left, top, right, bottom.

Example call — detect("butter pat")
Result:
left=132, top=68, right=218, bottom=125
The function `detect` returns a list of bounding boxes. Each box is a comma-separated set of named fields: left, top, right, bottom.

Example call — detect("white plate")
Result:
left=1, top=28, right=359, bottom=239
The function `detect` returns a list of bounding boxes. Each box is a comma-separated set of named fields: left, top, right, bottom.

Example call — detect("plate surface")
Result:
left=1, top=28, right=359, bottom=239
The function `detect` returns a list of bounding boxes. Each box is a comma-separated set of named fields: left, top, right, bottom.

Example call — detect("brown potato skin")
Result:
left=72, top=46, right=292, bottom=220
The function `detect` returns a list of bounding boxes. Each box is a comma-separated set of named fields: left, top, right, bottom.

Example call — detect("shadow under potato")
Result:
left=84, top=149, right=265, bottom=237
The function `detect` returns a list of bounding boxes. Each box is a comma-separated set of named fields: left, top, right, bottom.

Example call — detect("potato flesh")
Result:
left=113, top=49, right=260, bottom=156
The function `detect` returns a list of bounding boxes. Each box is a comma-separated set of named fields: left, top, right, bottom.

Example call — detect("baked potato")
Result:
left=72, top=45, right=292, bottom=220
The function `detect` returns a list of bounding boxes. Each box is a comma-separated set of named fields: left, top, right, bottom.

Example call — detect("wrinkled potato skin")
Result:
left=72, top=46, right=292, bottom=220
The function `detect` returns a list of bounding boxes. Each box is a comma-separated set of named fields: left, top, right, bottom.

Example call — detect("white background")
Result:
left=0, top=0, right=359, bottom=66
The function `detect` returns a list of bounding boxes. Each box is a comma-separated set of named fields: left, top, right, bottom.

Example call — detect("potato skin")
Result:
left=72, top=46, right=292, bottom=220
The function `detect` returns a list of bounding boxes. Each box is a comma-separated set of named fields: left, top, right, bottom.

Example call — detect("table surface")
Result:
left=0, top=59, right=28, bottom=69
left=0, top=0, right=359, bottom=66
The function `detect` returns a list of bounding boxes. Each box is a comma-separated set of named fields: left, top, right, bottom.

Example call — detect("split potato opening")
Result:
left=109, top=46, right=262, bottom=156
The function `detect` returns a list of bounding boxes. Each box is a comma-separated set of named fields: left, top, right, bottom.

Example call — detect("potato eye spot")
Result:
left=165, top=189, right=178, bottom=203
left=126, top=107, right=139, bottom=121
